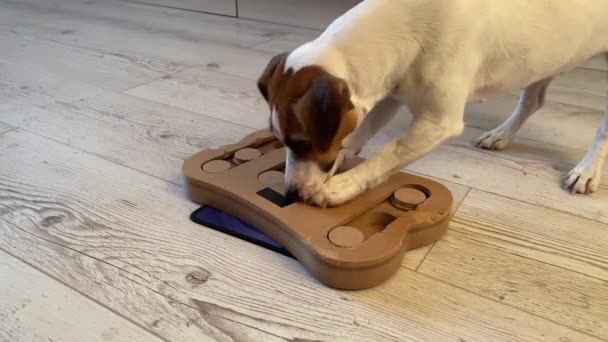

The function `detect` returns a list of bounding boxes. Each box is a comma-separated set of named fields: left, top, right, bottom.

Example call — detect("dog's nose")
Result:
left=285, top=186, right=300, bottom=202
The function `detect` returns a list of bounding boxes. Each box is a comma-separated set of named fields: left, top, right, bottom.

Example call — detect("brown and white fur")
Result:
left=257, top=0, right=608, bottom=207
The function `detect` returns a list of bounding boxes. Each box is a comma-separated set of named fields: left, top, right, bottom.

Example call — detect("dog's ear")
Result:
left=257, top=51, right=289, bottom=103
left=295, top=75, right=354, bottom=151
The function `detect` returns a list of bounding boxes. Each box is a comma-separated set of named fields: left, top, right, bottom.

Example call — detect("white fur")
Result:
left=281, top=0, right=608, bottom=206
left=270, top=108, right=284, bottom=141
left=284, top=150, right=326, bottom=198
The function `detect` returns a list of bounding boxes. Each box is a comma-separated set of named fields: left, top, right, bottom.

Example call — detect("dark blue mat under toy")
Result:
left=191, top=206, right=294, bottom=258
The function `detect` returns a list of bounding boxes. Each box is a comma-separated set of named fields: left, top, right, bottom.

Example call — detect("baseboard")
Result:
left=130, top=0, right=360, bottom=30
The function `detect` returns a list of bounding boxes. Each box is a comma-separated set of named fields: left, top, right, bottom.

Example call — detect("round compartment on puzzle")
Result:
left=328, top=226, right=365, bottom=248
left=391, top=186, right=428, bottom=210
left=258, top=170, right=285, bottom=186
left=233, top=148, right=262, bottom=164
left=202, top=159, right=232, bottom=173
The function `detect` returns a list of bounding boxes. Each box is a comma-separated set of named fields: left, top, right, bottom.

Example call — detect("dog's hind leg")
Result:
left=564, top=53, right=608, bottom=194
left=476, top=78, right=552, bottom=150
left=565, top=110, right=608, bottom=194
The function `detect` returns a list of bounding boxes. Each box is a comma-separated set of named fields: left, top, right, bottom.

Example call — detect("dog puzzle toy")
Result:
left=183, top=130, right=453, bottom=289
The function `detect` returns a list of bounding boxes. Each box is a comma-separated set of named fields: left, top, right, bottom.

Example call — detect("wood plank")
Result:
left=14, top=15, right=275, bottom=82
left=465, top=93, right=605, bottom=151
left=443, top=190, right=608, bottom=281
left=2, top=0, right=320, bottom=80
left=125, top=67, right=270, bottom=128
left=542, top=86, right=606, bottom=113
left=426, top=232, right=608, bottom=338
left=4, top=0, right=326, bottom=80
left=0, top=91, right=257, bottom=184
left=551, top=67, right=607, bottom=95
left=0, top=30, right=176, bottom=91
left=0, top=218, right=286, bottom=342
left=0, top=249, right=164, bottom=342
left=0, top=60, right=104, bottom=114
left=419, top=233, right=608, bottom=338
left=0, top=129, right=597, bottom=342
left=0, top=0, right=85, bottom=29
left=8, top=0, right=317, bottom=56
left=0, top=91, right=468, bottom=270
left=10, top=0, right=288, bottom=48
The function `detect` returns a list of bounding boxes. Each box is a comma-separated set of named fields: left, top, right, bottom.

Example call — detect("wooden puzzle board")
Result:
left=183, top=130, right=453, bottom=289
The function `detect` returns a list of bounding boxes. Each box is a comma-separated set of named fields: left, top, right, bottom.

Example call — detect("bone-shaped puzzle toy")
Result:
left=183, top=129, right=453, bottom=289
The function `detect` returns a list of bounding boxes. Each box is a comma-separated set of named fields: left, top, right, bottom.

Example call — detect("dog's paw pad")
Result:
left=475, top=129, right=513, bottom=150
left=564, top=164, right=602, bottom=194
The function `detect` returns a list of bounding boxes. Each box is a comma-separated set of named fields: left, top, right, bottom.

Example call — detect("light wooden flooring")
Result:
left=0, top=0, right=607, bottom=341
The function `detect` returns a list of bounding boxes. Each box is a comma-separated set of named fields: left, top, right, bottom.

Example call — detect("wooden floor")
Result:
left=1, top=0, right=607, bottom=341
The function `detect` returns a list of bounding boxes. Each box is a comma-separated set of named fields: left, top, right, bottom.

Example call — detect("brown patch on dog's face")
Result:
left=257, top=52, right=356, bottom=172
left=291, top=76, right=357, bottom=171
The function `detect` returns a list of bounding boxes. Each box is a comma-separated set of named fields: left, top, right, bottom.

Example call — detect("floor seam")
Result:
left=118, top=89, right=261, bottom=130
left=0, top=126, right=18, bottom=137
left=413, top=187, right=472, bottom=272
left=410, top=268, right=608, bottom=342
left=5, top=126, right=185, bottom=188
left=247, top=33, right=287, bottom=49
left=420, top=172, right=608, bottom=224
left=118, top=64, right=195, bottom=93
left=445, top=228, right=608, bottom=283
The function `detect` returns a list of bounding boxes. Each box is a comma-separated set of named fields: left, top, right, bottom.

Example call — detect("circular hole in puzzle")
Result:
left=258, top=170, right=285, bottom=186
left=202, top=160, right=231, bottom=173
left=233, top=148, right=262, bottom=164
left=328, top=226, right=365, bottom=248
left=391, top=187, right=428, bottom=210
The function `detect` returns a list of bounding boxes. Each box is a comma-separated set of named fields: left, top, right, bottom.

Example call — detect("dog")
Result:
left=257, top=0, right=608, bottom=207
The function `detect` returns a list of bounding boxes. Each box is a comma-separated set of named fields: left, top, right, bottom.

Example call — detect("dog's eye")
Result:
left=288, top=140, right=312, bottom=154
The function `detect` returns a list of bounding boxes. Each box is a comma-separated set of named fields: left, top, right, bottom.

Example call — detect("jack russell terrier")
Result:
left=257, top=0, right=608, bottom=207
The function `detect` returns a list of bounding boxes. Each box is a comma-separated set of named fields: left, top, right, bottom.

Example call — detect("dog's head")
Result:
left=257, top=52, right=359, bottom=201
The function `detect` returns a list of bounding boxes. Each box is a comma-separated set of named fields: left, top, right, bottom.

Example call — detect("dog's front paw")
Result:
left=309, top=173, right=367, bottom=207
left=476, top=127, right=514, bottom=150
left=564, top=159, right=603, bottom=194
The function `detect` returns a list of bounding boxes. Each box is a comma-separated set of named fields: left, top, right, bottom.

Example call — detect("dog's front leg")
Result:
left=310, top=73, right=469, bottom=207
left=342, top=97, right=403, bottom=155
left=311, top=115, right=463, bottom=207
